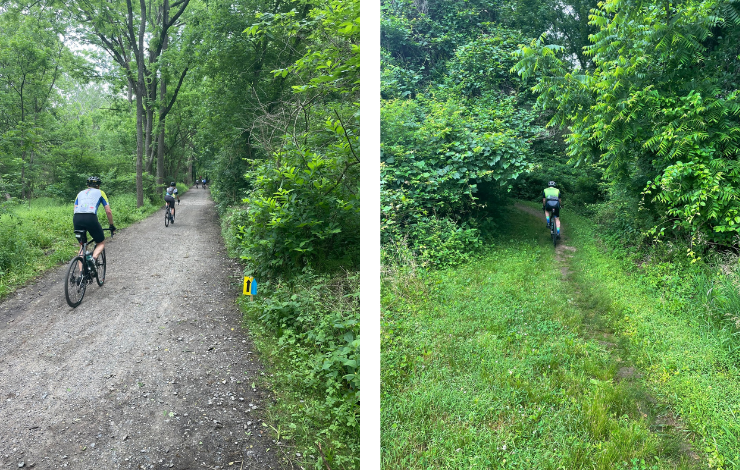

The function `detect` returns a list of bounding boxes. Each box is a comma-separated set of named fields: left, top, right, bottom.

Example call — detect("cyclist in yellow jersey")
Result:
left=542, top=180, right=561, bottom=238
left=73, top=176, right=116, bottom=265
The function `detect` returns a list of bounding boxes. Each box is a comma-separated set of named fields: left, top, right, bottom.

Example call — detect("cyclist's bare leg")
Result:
left=545, top=209, right=552, bottom=225
left=92, top=240, right=105, bottom=260
left=76, top=244, right=85, bottom=271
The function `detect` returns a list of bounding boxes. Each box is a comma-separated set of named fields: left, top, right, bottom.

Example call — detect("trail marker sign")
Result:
left=243, top=277, right=258, bottom=296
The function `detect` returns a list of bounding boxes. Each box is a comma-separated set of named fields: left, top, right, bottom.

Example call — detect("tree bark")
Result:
left=157, top=0, right=169, bottom=188
left=128, top=0, right=147, bottom=207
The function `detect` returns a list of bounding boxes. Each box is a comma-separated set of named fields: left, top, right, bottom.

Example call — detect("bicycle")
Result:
left=165, top=203, right=174, bottom=227
left=548, top=217, right=558, bottom=247
left=65, top=228, right=112, bottom=308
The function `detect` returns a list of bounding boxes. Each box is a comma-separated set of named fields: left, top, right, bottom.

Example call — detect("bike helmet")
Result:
left=87, top=176, right=101, bottom=187
left=170, top=181, right=176, bottom=186
left=548, top=181, right=556, bottom=187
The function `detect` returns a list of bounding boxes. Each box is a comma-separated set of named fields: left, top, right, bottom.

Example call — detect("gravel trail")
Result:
left=0, top=187, right=285, bottom=469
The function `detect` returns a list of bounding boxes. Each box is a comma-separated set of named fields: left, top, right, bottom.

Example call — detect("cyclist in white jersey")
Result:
left=73, top=176, right=116, bottom=266
left=165, top=182, right=178, bottom=221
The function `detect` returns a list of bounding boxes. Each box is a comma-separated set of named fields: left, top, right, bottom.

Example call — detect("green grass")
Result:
left=381, top=203, right=709, bottom=469
left=0, top=193, right=160, bottom=299
left=565, top=212, right=740, bottom=470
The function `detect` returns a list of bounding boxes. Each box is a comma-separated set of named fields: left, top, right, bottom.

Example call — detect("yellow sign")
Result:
left=243, top=277, right=257, bottom=296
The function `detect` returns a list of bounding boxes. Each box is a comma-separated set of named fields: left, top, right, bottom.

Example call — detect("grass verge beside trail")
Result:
left=381, top=203, right=707, bottom=469
left=235, top=273, right=360, bottom=470
left=221, top=210, right=360, bottom=470
left=0, top=193, right=161, bottom=299
left=565, top=211, right=740, bottom=470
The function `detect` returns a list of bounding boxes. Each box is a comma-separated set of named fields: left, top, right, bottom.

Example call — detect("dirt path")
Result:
left=0, top=188, right=285, bottom=469
left=514, top=202, right=577, bottom=272
left=514, top=201, right=700, bottom=464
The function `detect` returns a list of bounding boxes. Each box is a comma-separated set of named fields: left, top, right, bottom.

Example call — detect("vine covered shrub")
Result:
left=381, top=91, right=537, bottom=265
left=381, top=25, right=543, bottom=267
left=236, top=116, right=360, bottom=279
left=513, top=0, right=740, bottom=252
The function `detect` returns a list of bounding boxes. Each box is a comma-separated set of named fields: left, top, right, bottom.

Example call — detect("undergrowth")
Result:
left=222, top=209, right=360, bottom=469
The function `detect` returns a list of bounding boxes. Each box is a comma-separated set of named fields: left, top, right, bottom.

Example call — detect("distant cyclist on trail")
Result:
left=201, top=177, right=206, bottom=188
left=542, top=180, right=561, bottom=239
left=165, top=182, right=178, bottom=221
left=73, top=176, right=116, bottom=266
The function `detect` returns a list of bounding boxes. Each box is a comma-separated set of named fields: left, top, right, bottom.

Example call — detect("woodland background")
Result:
left=0, top=0, right=359, bottom=467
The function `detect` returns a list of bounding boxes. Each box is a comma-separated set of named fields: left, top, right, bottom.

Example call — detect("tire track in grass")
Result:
left=515, top=202, right=701, bottom=467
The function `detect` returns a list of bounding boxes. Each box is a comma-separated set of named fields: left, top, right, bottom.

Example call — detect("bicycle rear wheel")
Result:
left=551, top=222, right=558, bottom=247
left=95, top=249, right=107, bottom=286
left=65, top=256, right=87, bottom=308
left=165, top=208, right=170, bottom=227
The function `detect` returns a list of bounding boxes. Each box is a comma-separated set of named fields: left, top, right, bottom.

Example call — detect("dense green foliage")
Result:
left=198, top=0, right=360, bottom=466
left=381, top=7, right=547, bottom=266
left=237, top=271, right=359, bottom=469
left=514, top=0, right=740, bottom=253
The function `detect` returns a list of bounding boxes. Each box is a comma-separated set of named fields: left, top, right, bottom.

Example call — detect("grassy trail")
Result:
left=380, top=202, right=740, bottom=469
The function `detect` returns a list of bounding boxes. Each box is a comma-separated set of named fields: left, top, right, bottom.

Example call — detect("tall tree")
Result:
left=67, top=0, right=192, bottom=206
left=0, top=7, right=77, bottom=198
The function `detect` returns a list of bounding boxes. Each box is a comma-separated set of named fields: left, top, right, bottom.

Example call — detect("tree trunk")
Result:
left=157, top=3, right=169, bottom=188
left=130, top=0, right=147, bottom=207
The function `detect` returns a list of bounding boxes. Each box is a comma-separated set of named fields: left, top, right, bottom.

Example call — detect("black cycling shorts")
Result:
left=164, top=195, right=175, bottom=208
left=73, top=213, right=105, bottom=244
left=544, top=200, right=560, bottom=217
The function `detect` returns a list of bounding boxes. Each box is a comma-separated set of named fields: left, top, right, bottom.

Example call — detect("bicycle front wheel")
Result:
left=65, top=256, right=87, bottom=308
left=96, top=249, right=107, bottom=286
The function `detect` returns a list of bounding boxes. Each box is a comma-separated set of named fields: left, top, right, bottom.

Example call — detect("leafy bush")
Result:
left=109, top=193, right=158, bottom=225
left=381, top=91, right=537, bottom=264
left=240, top=270, right=359, bottom=469
left=383, top=215, right=483, bottom=268
left=380, top=25, right=545, bottom=266
left=236, top=113, right=359, bottom=279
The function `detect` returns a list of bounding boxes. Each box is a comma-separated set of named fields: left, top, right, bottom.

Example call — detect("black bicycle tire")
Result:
left=552, top=220, right=557, bottom=247
left=165, top=207, right=170, bottom=227
left=96, top=249, right=107, bottom=286
left=65, top=256, right=87, bottom=308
